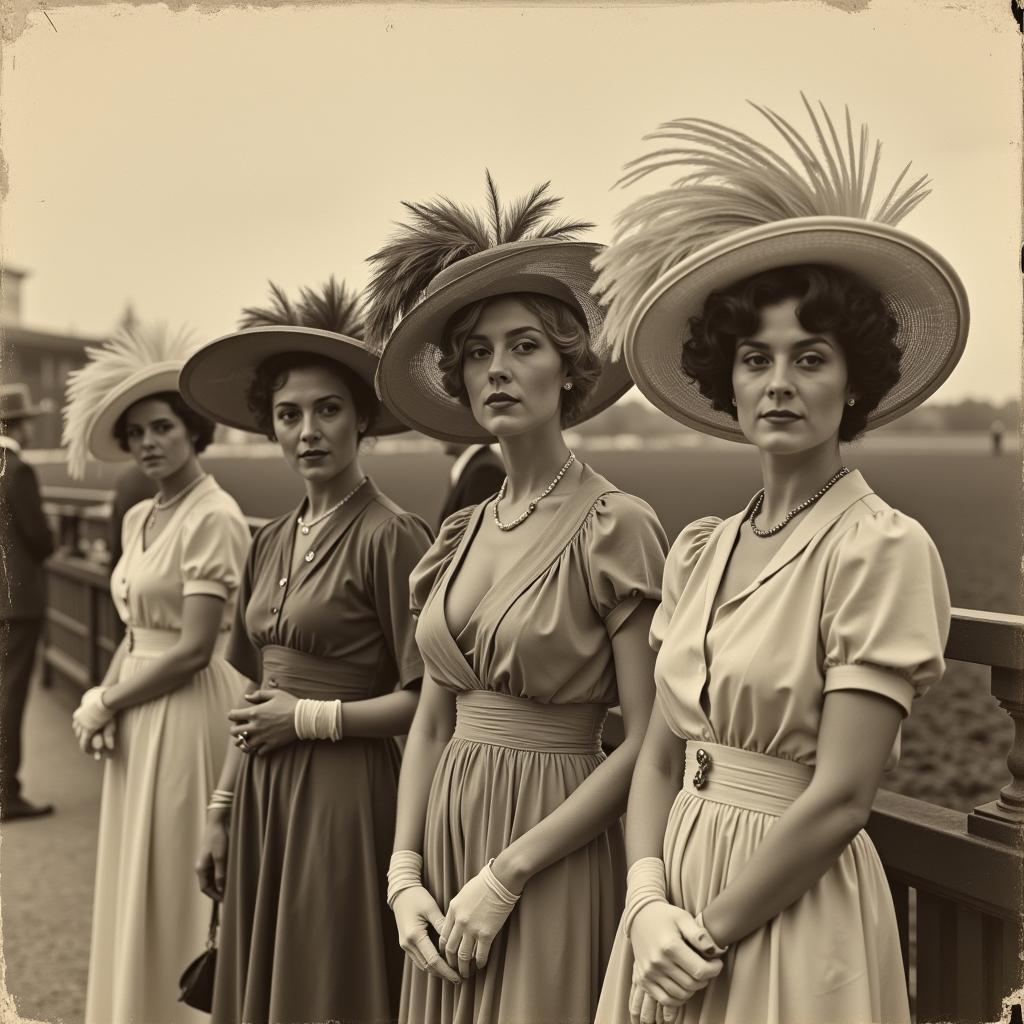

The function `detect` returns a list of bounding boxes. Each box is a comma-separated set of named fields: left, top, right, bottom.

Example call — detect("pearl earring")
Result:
left=847, top=398, right=856, bottom=407
left=563, top=382, right=573, bottom=391
left=730, top=398, right=737, bottom=407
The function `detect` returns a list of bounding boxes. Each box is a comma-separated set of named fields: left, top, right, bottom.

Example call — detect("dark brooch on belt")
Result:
left=693, top=748, right=712, bottom=790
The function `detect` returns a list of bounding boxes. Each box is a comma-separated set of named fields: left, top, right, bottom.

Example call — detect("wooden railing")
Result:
left=39, top=495, right=1023, bottom=1023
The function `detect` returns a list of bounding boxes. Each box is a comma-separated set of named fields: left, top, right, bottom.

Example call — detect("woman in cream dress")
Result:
left=591, top=101, right=967, bottom=1024
left=64, top=325, right=251, bottom=1024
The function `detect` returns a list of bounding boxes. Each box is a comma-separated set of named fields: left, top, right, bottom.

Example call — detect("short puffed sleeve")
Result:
left=650, top=516, right=721, bottom=652
left=582, top=492, right=669, bottom=637
left=369, top=512, right=434, bottom=688
left=821, top=509, right=950, bottom=716
left=409, top=505, right=475, bottom=616
left=179, top=496, right=251, bottom=601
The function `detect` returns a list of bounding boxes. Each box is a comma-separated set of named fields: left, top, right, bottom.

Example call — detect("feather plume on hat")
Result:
left=592, top=95, right=932, bottom=360
left=238, top=275, right=366, bottom=338
left=364, top=170, right=595, bottom=349
left=62, top=321, right=198, bottom=479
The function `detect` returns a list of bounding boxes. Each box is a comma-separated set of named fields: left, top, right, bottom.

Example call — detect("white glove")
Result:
left=439, top=860, right=520, bottom=976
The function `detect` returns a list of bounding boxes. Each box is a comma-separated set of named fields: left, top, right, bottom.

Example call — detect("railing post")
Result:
left=969, top=665, right=1024, bottom=844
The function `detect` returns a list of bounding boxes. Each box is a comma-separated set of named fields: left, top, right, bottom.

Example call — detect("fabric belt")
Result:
left=453, top=690, right=606, bottom=754
left=127, top=626, right=228, bottom=658
left=682, top=742, right=812, bottom=816
left=260, top=644, right=372, bottom=700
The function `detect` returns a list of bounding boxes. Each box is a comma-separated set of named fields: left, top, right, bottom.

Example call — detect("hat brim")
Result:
left=179, top=326, right=407, bottom=436
left=87, top=363, right=184, bottom=463
left=376, top=241, right=633, bottom=444
left=2, top=406, right=46, bottom=421
left=624, top=217, right=969, bottom=443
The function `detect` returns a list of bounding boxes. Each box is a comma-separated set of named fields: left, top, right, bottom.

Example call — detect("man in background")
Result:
left=0, top=384, right=56, bottom=821
left=437, top=442, right=505, bottom=529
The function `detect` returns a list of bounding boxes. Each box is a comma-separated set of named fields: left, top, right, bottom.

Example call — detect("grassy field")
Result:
left=34, top=433, right=1021, bottom=812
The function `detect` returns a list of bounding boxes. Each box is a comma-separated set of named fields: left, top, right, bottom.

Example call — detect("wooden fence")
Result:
left=39, top=489, right=1023, bottom=1023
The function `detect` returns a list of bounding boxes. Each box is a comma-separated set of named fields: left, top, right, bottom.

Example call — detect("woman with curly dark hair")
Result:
left=592, top=100, right=968, bottom=1024
left=182, top=280, right=432, bottom=1024
left=368, top=176, right=668, bottom=1024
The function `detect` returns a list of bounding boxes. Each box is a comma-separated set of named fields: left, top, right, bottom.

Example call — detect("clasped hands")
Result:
left=392, top=860, right=520, bottom=985
left=227, top=689, right=299, bottom=756
left=628, top=902, right=725, bottom=1024
left=71, top=687, right=117, bottom=760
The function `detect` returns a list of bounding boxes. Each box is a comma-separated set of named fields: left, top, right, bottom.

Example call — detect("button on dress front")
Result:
left=402, top=466, right=668, bottom=1024
left=211, top=480, right=432, bottom=1024
left=596, top=470, right=951, bottom=1024
left=86, top=476, right=251, bottom=1024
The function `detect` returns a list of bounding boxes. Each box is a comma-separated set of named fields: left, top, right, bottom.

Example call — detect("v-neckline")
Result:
left=436, top=466, right=614, bottom=679
left=138, top=475, right=213, bottom=555
left=275, top=477, right=378, bottom=607
left=700, top=469, right=875, bottom=644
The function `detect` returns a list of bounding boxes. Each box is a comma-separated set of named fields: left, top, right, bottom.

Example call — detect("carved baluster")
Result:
left=969, top=666, right=1024, bottom=844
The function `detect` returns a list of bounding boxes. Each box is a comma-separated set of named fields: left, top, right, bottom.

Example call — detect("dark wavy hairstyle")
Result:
left=438, top=292, right=601, bottom=426
left=114, top=391, right=216, bottom=454
left=681, top=264, right=902, bottom=442
left=245, top=351, right=377, bottom=442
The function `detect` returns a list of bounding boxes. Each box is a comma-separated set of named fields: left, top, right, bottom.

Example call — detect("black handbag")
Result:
left=178, top=899, right=219, bottom=1012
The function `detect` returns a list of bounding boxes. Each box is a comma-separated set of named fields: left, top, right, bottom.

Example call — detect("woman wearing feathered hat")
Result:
left=182, top=278, right=431, bottom=1024
left=592, top=99, right=963, bottom=1024
left=63, top=323, right=252, bottom=1024
left=370, top=176, right=669, bottom=1023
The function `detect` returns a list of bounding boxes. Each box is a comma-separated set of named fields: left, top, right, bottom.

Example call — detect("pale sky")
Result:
left=3, top=0, right=1020, bottom=403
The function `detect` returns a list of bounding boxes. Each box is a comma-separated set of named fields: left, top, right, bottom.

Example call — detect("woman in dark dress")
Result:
left=185, top=283, right=431, bottom=1024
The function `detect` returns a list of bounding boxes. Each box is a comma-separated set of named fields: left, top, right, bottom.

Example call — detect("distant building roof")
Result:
left=1, top=321, right=108, bottom=355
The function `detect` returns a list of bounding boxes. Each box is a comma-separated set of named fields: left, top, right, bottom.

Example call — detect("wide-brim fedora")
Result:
left=0, top=384, right=46, bottom=422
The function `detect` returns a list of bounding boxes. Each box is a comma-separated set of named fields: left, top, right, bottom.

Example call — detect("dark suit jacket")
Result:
left=0, top=447, right=55, bottom=620
left=437, top=447, right=506, bottom=529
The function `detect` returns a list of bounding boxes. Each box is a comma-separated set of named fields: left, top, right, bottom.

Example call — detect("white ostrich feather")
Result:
left=62, top=321, right=197, bottom=479
left=592, top=95, right=931, bottom=360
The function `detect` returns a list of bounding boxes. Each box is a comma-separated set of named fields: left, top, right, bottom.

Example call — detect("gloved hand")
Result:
left=629, top=902, right=724, bottom=1024
left=392, top=885, right=461, bottom=985
left=72, top=687, right=115, bottom=752
left=439, top=860, right=520, bottom=977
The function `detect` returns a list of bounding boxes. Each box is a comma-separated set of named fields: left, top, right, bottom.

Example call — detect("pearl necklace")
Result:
left=749, top=466, right=850, bottom=538
left=492, top=452, right=576, bottom=532
left=298, top=477, right=367, bottom=563
left=147, top=473, right=208, bottom=530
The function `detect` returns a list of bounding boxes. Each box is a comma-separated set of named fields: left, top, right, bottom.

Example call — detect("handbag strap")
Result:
left=206, top=899, right=220, bottom=950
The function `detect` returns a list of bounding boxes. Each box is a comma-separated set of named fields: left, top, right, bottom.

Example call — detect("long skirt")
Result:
left=86, top=629, right=245, bottom=1024
left=401, top=690, right=626, bottom=1024
left=212, top=734, right=405, bottom=1024
left=596, top=742, right=910, bottom=1024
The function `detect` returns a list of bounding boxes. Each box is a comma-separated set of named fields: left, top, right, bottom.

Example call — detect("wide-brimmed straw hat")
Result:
left=179, top=278, right=405, bottom=437
left=593, top=97, right=969, bottom=443
left=62, top=323, right=199, bottom=478
left=0, top=384, right=46, bottom=422
left=366, top=176, right=633, bottom=444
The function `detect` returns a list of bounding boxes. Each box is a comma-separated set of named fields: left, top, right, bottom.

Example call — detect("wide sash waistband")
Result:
left=260, top=645, right=372, bottom=700
left=682, top=742, right=812, bottom=816
left=128, top=627, right=228, bottom=658
left=453, top=690, right=606, bottom=754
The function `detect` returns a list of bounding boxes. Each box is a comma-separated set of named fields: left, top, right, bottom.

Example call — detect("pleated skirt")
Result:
left=211, top=735, right=405, bottom=1024
left=86, top=630, right=246, bottom=1024
left=596, top=743, right=910, bottom=1024
left=400, top=690, right=626, bottom=1024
